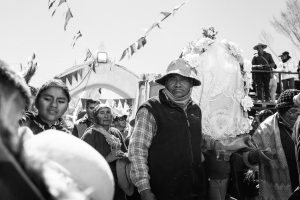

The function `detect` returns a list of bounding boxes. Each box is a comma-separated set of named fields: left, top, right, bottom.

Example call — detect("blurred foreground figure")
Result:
left=0, top=59, right=114, bottom=200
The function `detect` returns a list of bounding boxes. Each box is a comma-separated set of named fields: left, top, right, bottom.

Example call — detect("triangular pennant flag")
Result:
left=160, top=11, right=171, bottom=21
left=73, top=71, right=78, bottom=82
left=64, top=8, right=73, bottom=31
left=84, top=49, right=92, bottom=61
left=51, top=9, right=57, bottom=16
left=61, top=76, right=67, bottom=83
left=127, top=99, right=133, bottom=107
left=78, top=69, right=83, bottom=79
left=173, top=2, right=185, bottom=15
left=119, top=48, right=129, bottom=61
left=58, top=0, right=66, bottom=7
left=66, top=74, right=73, bottom=85
left=92, top=60, right=96, bottom=73
left=130, top=43, right=137, bottom=56
left=72, top=31, right=82, bottom=47
left=48, top=0, right=56, bottom=9
left=51, top=0, right=66, bottom=16
left=99, top=99, right=106, bottom=104
left=120, top=99, right=125, bottom=108
left=145, top=22, right=161, bottom=36
left=137, top=37, right=147, bottom=50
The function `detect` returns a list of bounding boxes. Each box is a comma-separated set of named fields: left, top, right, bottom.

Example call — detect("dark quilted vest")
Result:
left=139, top=90, right=204, bottom=200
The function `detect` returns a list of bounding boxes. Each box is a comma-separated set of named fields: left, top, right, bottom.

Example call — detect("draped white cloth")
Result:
left=183, top=39, right=252, bottom=140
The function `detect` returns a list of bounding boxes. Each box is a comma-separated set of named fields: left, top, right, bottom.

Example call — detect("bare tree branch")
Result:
left=272, top=0, right=300, bottom=50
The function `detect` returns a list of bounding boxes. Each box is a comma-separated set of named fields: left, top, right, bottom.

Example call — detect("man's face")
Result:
left=0, top=91, right=26, bottom=133
left=95, top=107, right=113, bottom=126
left=257, top=46, right=264, bottom=54
left=86, top=103, right=97, bottom=119
left=165, top=75, right=193, bottom=98
left=280, top=55, right=286, bottom=61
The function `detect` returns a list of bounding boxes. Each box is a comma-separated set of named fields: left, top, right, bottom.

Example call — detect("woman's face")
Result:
left=36, top=87, right=69, bottom=124
left=95, top=107, right=113, bottom=126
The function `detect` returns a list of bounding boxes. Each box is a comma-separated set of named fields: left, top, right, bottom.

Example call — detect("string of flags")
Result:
left=119, top=1, right=187, bottom=61
left=48, top=0, right=82, bottom=48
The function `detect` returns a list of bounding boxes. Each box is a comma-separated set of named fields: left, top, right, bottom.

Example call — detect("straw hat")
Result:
left=253, top=43, right=267, bottom=50
left=116, top=157, right=134, bottom=196
left=24, top=130, right=115, bottom=200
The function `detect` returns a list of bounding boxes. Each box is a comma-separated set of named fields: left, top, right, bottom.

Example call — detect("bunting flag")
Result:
left=72, top=31, right=82, bottom=47
left=119, top=1, right=187, bottom=61
left=64, top=8, right=73, bottom=31
left=119, top=48, right=130, bottom=61
left=160, top=11, right=172, bottom=21
left=60, top=68, right=83, bottom=84
left=173, top=2, right=186, bottom=15
left=84, top=49, right=93, bottom=61
left=137, top=37, right=147, bottom=49
left=89, top=60, right=97, bottom=73
left=58, top=0, right=66, bottom=7
left=51, top=0, right=66, bottom=16
left=130, top=43, right=137, bottom=56
left=145, top=22, right=161, bottom=36
left=48, top=0, right=56, bottom=9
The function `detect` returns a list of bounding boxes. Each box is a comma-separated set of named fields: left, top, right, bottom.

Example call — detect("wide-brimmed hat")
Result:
left=253, top=43, right=267, bottom=50
left=116, top=157, right=134, bottom=196
left=155, top=58, right=201, bottom=86
left=278, top=51, right=291, bottom=59
left=24, top=130, right=115, bottom=200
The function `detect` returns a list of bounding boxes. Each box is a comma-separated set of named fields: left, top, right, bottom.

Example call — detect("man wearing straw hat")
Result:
left=128, top=58, right=248, bottom=200
left=252, top=43, right=276, bottom=103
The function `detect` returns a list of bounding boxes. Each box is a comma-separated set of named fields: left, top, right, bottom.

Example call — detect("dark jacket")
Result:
left=139, top=89, right=204, bottom=200
left=20, top=111, right=70, bottom=135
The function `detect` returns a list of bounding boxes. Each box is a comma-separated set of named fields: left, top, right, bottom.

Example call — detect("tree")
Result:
left=202, top=27, right=218, bottom=40
left=272, top=0, right=300, bottom=50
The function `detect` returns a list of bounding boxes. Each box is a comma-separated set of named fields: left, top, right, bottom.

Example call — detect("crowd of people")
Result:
left=252, top=43, right=300, bottom=103
left=1, top=42, right=300, bottom=200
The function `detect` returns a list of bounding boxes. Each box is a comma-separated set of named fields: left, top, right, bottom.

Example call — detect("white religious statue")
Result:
left=181, top=38, right=253, bottom=200
left=182, top=38, right=253, bottom=140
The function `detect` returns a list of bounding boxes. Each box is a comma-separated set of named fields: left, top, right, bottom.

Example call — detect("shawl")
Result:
left=251, top=113, right=292, bottom=200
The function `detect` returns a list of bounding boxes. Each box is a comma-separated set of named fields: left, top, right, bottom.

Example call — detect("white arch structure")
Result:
left=56, top=61, right=140, bottom=99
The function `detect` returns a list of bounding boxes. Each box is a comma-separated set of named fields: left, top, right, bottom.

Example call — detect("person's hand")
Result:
left=105, top=151, right=124, bottom=163
left=140, top=189, right=156, bottom=200
left=220, top=135, right=250, bottom=152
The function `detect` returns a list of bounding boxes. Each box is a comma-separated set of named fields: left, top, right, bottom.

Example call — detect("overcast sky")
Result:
left=0, top=0, right=297, bottom=88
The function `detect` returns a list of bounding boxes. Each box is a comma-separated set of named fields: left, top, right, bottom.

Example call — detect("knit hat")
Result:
left=35, top=79, right=71, bottom=104
left=276, top=89, right=300, bottom=109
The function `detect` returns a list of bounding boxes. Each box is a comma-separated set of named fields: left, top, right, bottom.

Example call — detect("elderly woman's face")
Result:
left=284, top=106, right=300, bottom=125
left=165, top=75, right=193, bottom=98
left=95, top=107, right=113, bottom=126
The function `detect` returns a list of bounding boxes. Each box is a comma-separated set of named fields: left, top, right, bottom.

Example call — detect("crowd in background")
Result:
left=1, top=43, right=300, bottom=200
